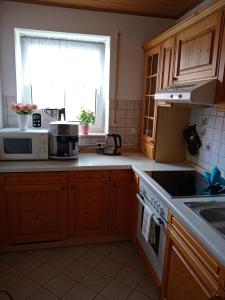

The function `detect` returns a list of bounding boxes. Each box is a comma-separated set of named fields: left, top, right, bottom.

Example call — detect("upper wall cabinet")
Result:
left=216, top=11, right=225, bottom=110
left=174, top=11, right=222, bottom=82
left=141, top=45, right=161, bottom=148
left=159, top=37, right=175, bottom=89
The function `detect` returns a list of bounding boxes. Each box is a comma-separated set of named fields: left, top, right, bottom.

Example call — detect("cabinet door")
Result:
left=109, top=180, right=131, bottom=234
left=174, top=11, right=222, bottom=82
left=161, top=226, right=222, bottom=300
left=4, top=184, right=67, bottom=244
left=216, top=12, right=225, bottom=110
left=165, top=244, right=213, bottom=300
left=141, top=45, right=160, bottom=143
left=159, top=37, right=175, bottom=89
left=68, top=181, right=109, bottom=237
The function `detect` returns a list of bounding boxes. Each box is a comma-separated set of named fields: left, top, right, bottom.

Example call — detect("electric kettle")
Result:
left=103, top=134, right=122, bottom=155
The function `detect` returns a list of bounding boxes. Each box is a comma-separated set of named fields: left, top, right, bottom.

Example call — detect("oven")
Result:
left=136, top=179, right=168, bottom=282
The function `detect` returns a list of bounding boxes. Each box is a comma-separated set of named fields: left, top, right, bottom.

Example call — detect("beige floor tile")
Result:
left=9, top=277, right=40, bottom=300
left=94, top=295, right=107, bottom=300
left=100, top=279, right=132, bottom=300
left=47, top=253, right=74, bottom=271
left=0, top=290, right=16, bottom=300
left=91, top=243, right=118, bottom=256
left=62, top=260, right=92, bottom=281
left=62, top=283, right=96, bottom=300
left=79, top=250, right=107, bottom=267
left=63, top=245, right=90, bottom=259
left=28, top=264, right=59, bottom=285
left=28, top=287, right=59, bottom=299
left=0, top=266, right=23, bottom=289
left=81, top=269, right=111, bottom=293
left=135, top=276, right=159, bottom=299
left=30, top=248, right=61, bottom=262
left=127, top=290, right=151, bottom=300
left=116, top=266, right=144, bottom=288
left=0, top=260, right=10, bottom=273
left=96, top=257, right=123, bottom=277
left=126, top=255, right=146, bottom=272
left=14, top=255, right=42, bottom=275
left=0, top=251, right=28, bottom=266
left=44, top=273, right=75, bottom=297
left=109, top=247, right=136, bottom=264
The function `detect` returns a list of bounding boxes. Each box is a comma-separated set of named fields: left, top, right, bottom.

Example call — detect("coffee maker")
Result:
left=48, top=121, right=79, bottom=159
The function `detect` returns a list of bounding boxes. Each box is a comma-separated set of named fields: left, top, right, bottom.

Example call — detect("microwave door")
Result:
left=1, top=135, right=38, bottom=160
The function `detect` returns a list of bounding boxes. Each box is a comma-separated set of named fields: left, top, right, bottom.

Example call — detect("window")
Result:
left=15, top=29, right=110, bottom=133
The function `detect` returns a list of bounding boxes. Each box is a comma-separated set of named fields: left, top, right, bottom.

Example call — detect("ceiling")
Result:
left=6, top=0, right=205, bottom=19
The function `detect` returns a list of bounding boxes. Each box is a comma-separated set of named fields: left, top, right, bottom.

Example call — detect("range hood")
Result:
left=154, top=79, right=217, bottom=105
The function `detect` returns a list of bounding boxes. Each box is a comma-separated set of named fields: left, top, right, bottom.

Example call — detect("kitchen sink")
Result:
left=185, top=202, right=225, bottom=238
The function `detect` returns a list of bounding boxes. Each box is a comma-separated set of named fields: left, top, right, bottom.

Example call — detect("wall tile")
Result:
left=215, top=117, right=224, bottom=129
left=188, top=107, right=225, bottom=172
left=213, top=129, right=222, bottom=142
left=3, top=96, right=142, bottom=149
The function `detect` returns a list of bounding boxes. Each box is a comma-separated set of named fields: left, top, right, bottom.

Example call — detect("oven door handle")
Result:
left=136, top=193, right=164, bottom=226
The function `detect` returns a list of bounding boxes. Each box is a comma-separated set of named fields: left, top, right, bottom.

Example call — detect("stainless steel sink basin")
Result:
left=185, top=202, right=225, bottom=238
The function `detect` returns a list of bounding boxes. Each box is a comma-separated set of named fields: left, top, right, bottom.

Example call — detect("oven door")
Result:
left=136, top=193, right=167, bottom=282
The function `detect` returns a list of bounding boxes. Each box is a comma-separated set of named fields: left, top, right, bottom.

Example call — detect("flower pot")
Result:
left=80, top=125, right=89, bottom=135
left=17, top=114, right=29, bottom=131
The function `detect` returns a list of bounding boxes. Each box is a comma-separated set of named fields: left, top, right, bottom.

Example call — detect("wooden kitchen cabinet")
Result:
left=109, top=170, right=132, bottom=234
left=68, top=170, right=110, bottom=238
left=140, top=45, right=161, bottom=159
left=161, top=211, right=225, bottom=300
left=2, top=172, right=67, bottom=244
left=216, top=11, right=225, bottom=110
left=174, top=11, right=222, bottom=82
left=159, top=37, right=175, bottom=89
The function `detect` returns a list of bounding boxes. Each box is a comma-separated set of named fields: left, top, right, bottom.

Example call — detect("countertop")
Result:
left=0, top=152, right=191, bottom=173
left=1, top=152, right=225, bottom=268
left=134, top=166, right=225, bottom=268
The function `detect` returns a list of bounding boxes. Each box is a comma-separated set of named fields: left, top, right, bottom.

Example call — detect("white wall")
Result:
left=0, top=1, right=174, bottom=101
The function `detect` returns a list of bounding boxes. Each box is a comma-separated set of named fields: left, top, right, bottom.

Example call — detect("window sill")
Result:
left=79, top=132, right=106, bottom=137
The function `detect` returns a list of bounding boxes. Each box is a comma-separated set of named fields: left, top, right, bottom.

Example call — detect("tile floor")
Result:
left=0, top=241, right=159, bottom=300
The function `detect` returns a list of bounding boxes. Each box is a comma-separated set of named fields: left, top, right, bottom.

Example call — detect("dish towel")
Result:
left=141, top=206, right=153, bottom=242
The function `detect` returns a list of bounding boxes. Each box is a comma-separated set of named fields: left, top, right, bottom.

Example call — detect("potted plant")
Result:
left=77, top=108, right=95, bottom=134
left=10, top=103, right=38, bottom=131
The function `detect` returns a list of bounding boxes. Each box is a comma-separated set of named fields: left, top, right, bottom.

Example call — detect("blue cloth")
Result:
left=203, top=167, right=225, bottom=186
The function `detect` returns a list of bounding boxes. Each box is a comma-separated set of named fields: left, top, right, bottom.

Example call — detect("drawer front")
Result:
left=2, top=172, right=67, bottom=186
left=110, top=170, right=132, bottom=181
left=169, top=213, right=220, bottom=279
left=68, top=170, right=110, bottom=182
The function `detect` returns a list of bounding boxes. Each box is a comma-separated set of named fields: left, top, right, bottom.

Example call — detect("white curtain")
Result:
left=20, top=36, right=105, bottom=126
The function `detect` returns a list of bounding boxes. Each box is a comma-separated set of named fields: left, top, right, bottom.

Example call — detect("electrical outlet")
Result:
left=205, top=141, right=212, bottom=151
left=201, top=117, right=208, bottom=126
left=201, top=125, right=207, bottom=136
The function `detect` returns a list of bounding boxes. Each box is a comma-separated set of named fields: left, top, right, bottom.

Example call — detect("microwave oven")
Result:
left=0, top=128, right=48, bottom=160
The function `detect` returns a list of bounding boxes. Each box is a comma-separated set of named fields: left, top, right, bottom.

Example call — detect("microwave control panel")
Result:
left=38, top=133, right=48, bottom=159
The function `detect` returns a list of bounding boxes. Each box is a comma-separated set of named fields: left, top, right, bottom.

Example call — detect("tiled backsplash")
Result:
left=187, top=107, right=225, bottom=174
left=2, top=95, right=141, bottom=148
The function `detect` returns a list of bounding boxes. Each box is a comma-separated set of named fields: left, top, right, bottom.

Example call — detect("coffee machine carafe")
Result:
left=48, top=121, right=79, bottom=159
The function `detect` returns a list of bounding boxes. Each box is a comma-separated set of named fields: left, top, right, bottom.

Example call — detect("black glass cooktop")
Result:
left=145, top=170, right=225, bottom=198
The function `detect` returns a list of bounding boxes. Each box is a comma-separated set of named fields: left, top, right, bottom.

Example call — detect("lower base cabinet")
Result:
left=161, top=212, right=225, bottom=300
left=68, top=181, right=110, bottom=237
left=109, top=173, right=132, bottom=234
left=0, top=172, right=68, bottom=246
left=0, top=169, right=135, bottom=248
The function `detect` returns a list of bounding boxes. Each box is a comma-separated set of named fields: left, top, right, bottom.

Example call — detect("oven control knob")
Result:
left=40, top=139, right=46, bottom=145
left=178, top=94, right=182, bottom=99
